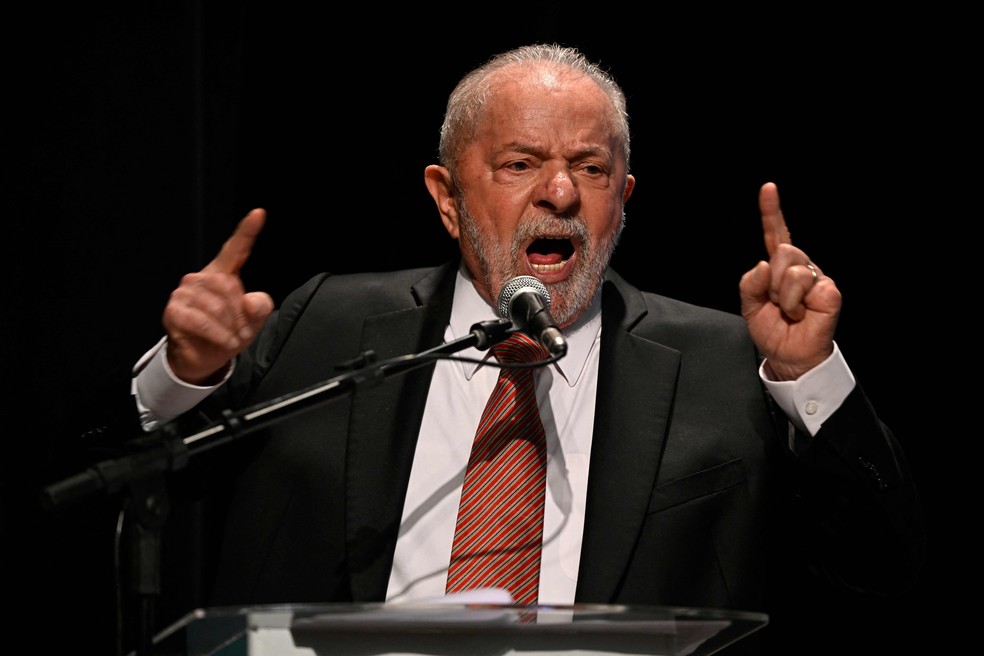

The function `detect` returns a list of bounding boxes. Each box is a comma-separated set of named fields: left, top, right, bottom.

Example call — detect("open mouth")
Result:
left=526, top=236, right=575, bottom=274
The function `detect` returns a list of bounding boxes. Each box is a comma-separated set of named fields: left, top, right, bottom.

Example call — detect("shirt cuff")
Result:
left=132, top=337, right=233, bottom=431
left=760, top=342, right=856, bottom=438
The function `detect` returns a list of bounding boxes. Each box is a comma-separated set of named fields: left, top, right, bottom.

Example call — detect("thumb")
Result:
left=242, top=291, right=275, bottom=334
left=739, top=260, right=770, bottom=313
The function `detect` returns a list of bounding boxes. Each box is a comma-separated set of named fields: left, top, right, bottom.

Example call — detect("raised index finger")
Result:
left=758, top=182, right=792, bottom=257
left=203, top=208, right=267, bottom=275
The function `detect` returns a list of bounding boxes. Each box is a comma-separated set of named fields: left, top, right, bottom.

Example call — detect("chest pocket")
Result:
left=648, top=458, right=746, bottom=514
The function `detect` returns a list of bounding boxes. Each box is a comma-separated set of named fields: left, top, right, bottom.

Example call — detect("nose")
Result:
left=534, top=165, right=579, bottom=215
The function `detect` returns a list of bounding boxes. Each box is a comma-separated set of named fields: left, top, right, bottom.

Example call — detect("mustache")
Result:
left=512, top=214, right=590, bottom=245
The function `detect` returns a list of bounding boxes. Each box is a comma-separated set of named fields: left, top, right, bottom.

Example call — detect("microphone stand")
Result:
left=40, top=318, right=514, bottom=656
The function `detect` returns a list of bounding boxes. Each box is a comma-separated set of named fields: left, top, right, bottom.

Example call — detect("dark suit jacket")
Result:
left=137, top=261, right=923, bottom=651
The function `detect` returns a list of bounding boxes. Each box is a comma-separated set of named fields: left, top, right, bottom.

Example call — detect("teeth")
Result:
left=531, top=261, right=567, bottom=273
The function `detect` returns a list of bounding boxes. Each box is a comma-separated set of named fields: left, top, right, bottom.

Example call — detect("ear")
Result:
left=623, top=173, right=636, bottom=204
left=424, top=164, right=461, bottom=238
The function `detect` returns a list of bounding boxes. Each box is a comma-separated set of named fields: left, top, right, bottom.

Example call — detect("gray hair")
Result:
left=438, top=44, right=631, bottom=178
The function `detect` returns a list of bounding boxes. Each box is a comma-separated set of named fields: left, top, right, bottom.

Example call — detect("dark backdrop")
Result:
left=7, top=4, right=966, bottom=654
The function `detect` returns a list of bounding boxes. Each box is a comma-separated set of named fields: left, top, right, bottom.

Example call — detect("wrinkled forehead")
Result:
left=482, top=63, right=617, bottom=130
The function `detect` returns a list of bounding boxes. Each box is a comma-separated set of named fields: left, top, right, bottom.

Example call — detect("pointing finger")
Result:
left=759, top=182, right=791, bottom=258
left=203, top=208, right=267, bottom=275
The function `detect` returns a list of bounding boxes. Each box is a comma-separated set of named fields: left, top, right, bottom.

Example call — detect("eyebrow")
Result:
left=496, top=141, right=612, bottom=162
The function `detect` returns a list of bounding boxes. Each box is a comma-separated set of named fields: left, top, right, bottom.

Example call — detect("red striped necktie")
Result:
left=446, top=331, right=549, bottom=606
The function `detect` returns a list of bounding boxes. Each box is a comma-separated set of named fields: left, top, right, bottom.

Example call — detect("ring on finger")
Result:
left=806, top=263, right=818, bottom=282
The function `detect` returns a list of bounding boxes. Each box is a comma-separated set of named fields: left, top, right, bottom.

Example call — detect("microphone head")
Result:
left=498, top=276, right=551, bottom=319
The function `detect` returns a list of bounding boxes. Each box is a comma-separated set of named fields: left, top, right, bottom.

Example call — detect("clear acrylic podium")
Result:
left=144, top=602, right=768, bottom=656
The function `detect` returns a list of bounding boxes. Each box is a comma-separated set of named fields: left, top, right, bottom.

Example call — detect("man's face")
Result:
left=449, top=68, right=635, bottom=327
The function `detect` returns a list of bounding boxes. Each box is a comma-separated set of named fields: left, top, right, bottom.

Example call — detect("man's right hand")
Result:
left=161, top=208, right=275, bottom=385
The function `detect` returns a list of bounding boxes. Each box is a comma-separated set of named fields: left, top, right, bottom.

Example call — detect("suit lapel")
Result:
left=345, top=266, right=454, bottom=600
left=575, top=273, right=681, bottom=602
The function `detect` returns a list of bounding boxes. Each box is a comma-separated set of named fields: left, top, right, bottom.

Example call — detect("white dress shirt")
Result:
left=385, top=267, right=602, bottom=605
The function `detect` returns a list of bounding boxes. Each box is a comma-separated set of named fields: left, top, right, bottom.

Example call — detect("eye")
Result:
left=505, top=160, right=531, bottom=172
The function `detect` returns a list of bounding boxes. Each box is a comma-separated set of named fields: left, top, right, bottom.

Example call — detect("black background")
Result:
left=6, top=4, right=967, bottom=654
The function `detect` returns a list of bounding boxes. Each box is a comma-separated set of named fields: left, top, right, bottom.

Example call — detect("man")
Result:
left=112, top=44, right=922, bottom=652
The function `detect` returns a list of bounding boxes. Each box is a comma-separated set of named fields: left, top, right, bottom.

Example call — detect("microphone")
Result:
left=497, top=276, right=568, bottom=358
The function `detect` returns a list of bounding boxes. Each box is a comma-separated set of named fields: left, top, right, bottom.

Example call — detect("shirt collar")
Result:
left=446, top=264, right=602, bottom=387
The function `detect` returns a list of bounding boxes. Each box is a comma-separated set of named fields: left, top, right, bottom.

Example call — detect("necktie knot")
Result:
left=493, top=332, right=549, bottom=366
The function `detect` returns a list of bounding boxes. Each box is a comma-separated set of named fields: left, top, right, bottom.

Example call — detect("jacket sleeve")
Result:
left=778, top=383, right=926, bottom=596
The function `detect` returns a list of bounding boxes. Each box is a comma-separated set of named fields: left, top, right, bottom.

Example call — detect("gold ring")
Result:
left=806, top=263, right=818, bottom=282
